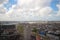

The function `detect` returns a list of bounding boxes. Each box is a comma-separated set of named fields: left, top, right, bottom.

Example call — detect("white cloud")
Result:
left=0, top=0, right=9, bottom=14
left=56, top=0, right=60, bottom=16
left=0, top=5, right=9, bottom=21
left=0, top=0, right=54, bottom=21
left=17, top=0, right=52, bottom=9
left=17, top=0, right=33, bottom=6
left=39, top=7, right=53, bottom=17
left=0, top=6, right=7, bottom=14
left=7, top=6, right=53, bottom=21
left=0, top=0, right=8, bottom=4
left=56, top=4, right=60, bottom=16
left=0, top=0, right=9, bottom=21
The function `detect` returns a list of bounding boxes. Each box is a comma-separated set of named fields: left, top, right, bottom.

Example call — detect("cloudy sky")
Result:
left=0, top=0, right=60, bottom=21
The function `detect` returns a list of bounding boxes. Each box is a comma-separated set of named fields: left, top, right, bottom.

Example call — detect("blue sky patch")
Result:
left=50, top=0, right=59, bottom=11
left=4, top=0, right=17, bottom=10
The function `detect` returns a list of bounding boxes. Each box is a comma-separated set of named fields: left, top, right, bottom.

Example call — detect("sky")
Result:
left=0, top=0, right=60, bottom=21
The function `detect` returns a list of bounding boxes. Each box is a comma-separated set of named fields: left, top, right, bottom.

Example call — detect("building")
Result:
left=0, top=21, right=20, bottom=40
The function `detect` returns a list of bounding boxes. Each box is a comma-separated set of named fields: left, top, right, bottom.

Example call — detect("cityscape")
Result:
left=0, top=0, right=60, bottom=40
left=0, top=21, right=60, bottom=40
